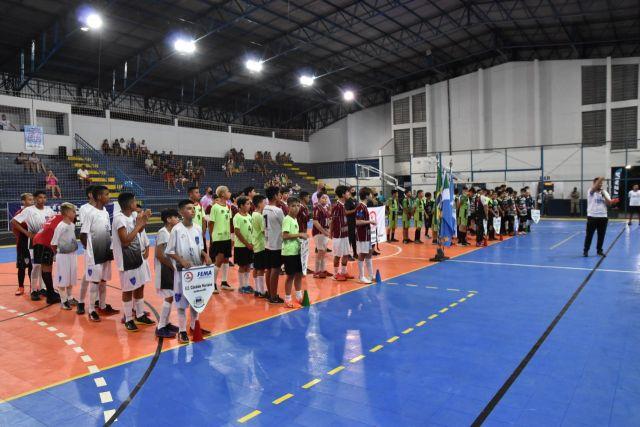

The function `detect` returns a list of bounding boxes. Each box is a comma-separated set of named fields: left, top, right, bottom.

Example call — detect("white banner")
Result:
left=514, top=215, right=520, bottom=232
left=180, top=265, right=215, bottom=313
left=493, top=217, right=501, bottom=235
left=24, top=126, right=44, bottom=151
left=300, top=238, right=309, bottom=276
left=531, top=209, right=541, bottom=224
left=368, top=206, right=387, bottom=244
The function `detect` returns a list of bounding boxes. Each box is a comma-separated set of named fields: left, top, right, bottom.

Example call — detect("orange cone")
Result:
left=192, top=320, right=204, bottom=342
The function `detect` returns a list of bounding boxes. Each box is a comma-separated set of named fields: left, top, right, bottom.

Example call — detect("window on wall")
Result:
left=612, top=64, right=639, bottom=102
left=394, top=129, right=410, bottom=162
left=413, top=127, right=427, bottom=157
left=36, top=110, right=69, bottom=135
left=581, top=110, right=605, bottom=146
left=0, top=105, right=30, bottom=131
left=611, top=106, right=638, bottom=150
left=393, top=97, right=410, bottom=125
left=411, top=93, right=426, bottom=123
left=581, top=65, right=606, bottom=105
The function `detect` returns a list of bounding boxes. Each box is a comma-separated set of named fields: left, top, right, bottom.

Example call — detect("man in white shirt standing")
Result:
left=627, top=184, right=640, bottom=226
left=583, top=177, right=613, bottom=257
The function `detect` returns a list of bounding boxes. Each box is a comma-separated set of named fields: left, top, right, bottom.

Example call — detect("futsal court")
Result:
left=0, top=219, right=638, bottom=426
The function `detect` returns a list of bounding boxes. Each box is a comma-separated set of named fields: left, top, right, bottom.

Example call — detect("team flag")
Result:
left=440, top=171, right=456, bottom=246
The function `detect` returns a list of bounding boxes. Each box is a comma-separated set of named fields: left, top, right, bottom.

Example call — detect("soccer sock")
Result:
left=334, top=264, right=339, bottom=275
left=221, top=263, right=229, bottom=282
left=245, top=272, right=251, bottom=288
left=366, top=258, right=374, bottom=278
left=284, top=294, right=292, bottom=301
left=134, top=298, right=145, bottom=318
left=177, top=308, right=187, bottom=332
left=30, top=264, right=42, bottom=292
left=415, top=229, right=420, bottom=241
left=315, top=256, right=321, bottom=272
left=98, top=282, right=107, bottom=309
left=18, top=267, right=25, bottom=287
left=213, top=265, right=219, bottom=287
left=358, top=260, right=364, bottom=278
left=189, top=306, right=198, bottom=330
left=27, top=264, right=32, bottom=283
left=295, top=290, right=303, bottom=301
left=41, top=271, right=54, bottom=296
left=341, top=264, right=347, bottom=274
left=79, top=278, right=88, bottom=302
left=88, top=282, right=99, bottom=310
left=158, top=301, right=171, bottom=329
left=123, top=300, right=133, bottom=322
left=59, top=287, right=68, bottom=303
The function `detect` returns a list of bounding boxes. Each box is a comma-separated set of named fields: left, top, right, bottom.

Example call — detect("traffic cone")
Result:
left=375, top=269, right=382, bottom=284
left=192, top=320, right=204, bottom=342
left=301, top=290, right=310, bottom=307
left=499, top=233, right=503, bottom=241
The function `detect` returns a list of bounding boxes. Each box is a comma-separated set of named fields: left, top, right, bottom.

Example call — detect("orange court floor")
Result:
left=0, top=231, right=503, bottom=404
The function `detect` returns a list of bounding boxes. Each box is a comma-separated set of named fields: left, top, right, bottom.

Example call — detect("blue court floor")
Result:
left=1, top=220, right=639, bottom=426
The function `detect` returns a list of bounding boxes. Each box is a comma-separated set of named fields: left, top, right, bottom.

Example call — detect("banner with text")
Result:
left=368, top=206, right=387, bottom=244
left=181, top=265, right=215, bottom=313
left=24, top=126, right=44, bottom=151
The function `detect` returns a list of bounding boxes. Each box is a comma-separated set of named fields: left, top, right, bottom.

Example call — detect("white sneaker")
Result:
left=359, top=276, right=372, bottom=284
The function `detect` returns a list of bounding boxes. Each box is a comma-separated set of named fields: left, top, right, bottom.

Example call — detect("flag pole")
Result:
left=430, top=153, right=449, bottom=262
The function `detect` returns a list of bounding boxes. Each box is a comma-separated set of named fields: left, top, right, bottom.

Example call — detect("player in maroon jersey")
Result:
left=355, top=188, right=377, bottom=283
left=312, top=194, right=331, bottom=278
left=330, top=186, right=353, bottom=281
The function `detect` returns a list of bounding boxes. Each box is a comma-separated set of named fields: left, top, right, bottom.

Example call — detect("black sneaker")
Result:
left=30, top=291, right=41, bottom=301
left=39, top=289, right=47, bottom=296
left=67, top=298, right=79, bottom=306
left=166, top=323, right=179, bottom=333
left=583, top=251, right=588, bottom=257
left=597, top=250, right=606, bottom=257
left=124, top=320, right=139, bottom=332
left=88, top=311, right=100, bottom=322
left=46, top=293, right=61, bottom=304
left=155, top=326, right=176, bottom=339
left=269, top=295, right=285, bottom=304
left=95, top=300, right=99, bottom=308
left=134, top=314, right=156, bottom=326
left=178, top=331, right=189, bottom=344
left=76, top=302, right=85, bottom=315
left=254, top=291, right=261, bottom=297
left=60, top=301, right=72, bottom=310
left=220, top=281, right=234, bottom=291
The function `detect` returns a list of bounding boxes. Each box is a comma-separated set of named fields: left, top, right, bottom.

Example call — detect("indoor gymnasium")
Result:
left=0, top=1, right=639, bottom=426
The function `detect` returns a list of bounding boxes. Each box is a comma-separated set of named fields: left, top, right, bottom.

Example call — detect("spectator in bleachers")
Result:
left=112, top=139, right=121, bottom=155
left=15, top=152, right=29, bottom=170
left=0, top=113, right=17, bottom=131
left=127, top=138, right=137, bottom=157
left=119, top=138, right=126, bottom=155
left=101, top=139, right=110, bottom=154
left=28, top=152, right=46, bottom=174
left=144, top=155, right=158, bottom=175
left=264, top=151, right=273, bottom=164
left=138, top=139, right=148, bottom=157
left=176, top=170, right=190, bottom=190
left=163, top=168, right=176, bottom=190
left=77, top=165, right=91, bottom=187
left=186, top=158, right=193, bottom=173
left=225, top=156, right=234, bottom=178
left=45, top=170, right=62, bottom=199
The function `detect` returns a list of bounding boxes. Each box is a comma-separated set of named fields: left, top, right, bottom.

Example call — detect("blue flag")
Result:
left=440, top=171, right=456, bottom=246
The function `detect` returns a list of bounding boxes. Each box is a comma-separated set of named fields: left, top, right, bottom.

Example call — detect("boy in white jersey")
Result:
left=80, top=185, right=118, bottom=322
left=166, top=199, right=213, bottom=344
left=155, top=209, right=181, bottom=339
left=112, top=193, right=155, bottom=332
left=76, top=185, right=95, bottom=315
left=51, top=203, right=78, bottom=310
left=11, top=190, right=55, bottom=301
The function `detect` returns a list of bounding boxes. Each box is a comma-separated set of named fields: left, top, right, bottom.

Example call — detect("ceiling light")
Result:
left=86, top=13, right=103, bottom=30
left=174, top=38, right=196, bottom=54
left=246, top=59, right=263, bottom=73
left=343, top=90, right=355, bottom=101
left=299, top=75, right=315, bottom=87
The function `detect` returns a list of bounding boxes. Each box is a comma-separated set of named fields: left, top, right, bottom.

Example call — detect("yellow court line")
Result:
left=449, top=302, right=458, bottom=307
left=439, top=308, right=449, bottom=313
left=428, top=314, right=439, bottom=320
left=302, top=379, right=322, bottom=389
left=467, top=293, right=476, bottom=298
left=369, top=345, right=383, bottom=353
left=387, top=336, right=399, bottom=343
left=327, top=366, right=345, bottom=375
left=401, top=328, right=414, bottom=334
left=458, top=298, right=467, bottom=303
left=416, top=320, right=426, bottom=327
left=237, top=410, right=261, bottom=423
left=272, top=393, right=294, bottom=405
left=350, top=355, right=365, bottom=363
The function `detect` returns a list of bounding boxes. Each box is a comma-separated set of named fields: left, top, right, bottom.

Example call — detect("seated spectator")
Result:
left=118, top=138, right=126, bottom=156
left=28, top=152, right=46, bottom=173
left=45, top=170, right=62, bottom=199
left=144, top=155, right=158, bottom=175
left=15, top=152, right=29, bottom=170
left=77, top=165, right=91, bottom=187
left=224, top=157, right=234, bottom=177
left=128, top=138, right=137, bottom=157
left=112, top=139, right=121, bottom=155
left=176, top=170, right=190, bottom=189
left=0, top=113, right=17, bottom=131
left=186, top=158, right=193, bottom=173
left=101, top=139, right=110, bottom=154
left=163, top=168, right=176, bottom=190
left=138, top=139, right=148, bottom=157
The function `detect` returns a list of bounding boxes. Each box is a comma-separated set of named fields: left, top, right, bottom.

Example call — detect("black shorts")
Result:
left=265, top=249, right=282, bottom=270
left=234, top=246, right=253, bottom=267
left=253, top=250, right=268, bottom=270
left=283, top=255, right=302, bottom=276
left=526, top=211, right=532, bottom=220
left=16, top=237, right=31, bottom=269
left=209, top=239, right=232, bottom=259
left=631, top=206, right=640, bottom=214
left=33, top=244, right=54, bottom=266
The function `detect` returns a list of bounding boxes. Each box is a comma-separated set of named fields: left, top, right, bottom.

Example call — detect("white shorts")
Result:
left=332, top=237, right=350, bottom=257
left=356, top=241, right=372, bottom=255
left=156, top=288, right=174, bottom=298
left=85, top=261, right=111, bottom=282
left=141, top=259, right=152, bottom=283
left=314, top=235, right=328, bottom=251
left=119, top=266, right=146, bottom=292
left=55, top=252, right=77, bottom=288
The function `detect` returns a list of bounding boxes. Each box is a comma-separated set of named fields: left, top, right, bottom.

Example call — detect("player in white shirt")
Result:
left=76, top=185, right=95, bottom=315
left=80, top=185, right=118, bottom=322
left=112, top=193, right=154, bottom=332
left=154, top=209, right=181, bottom=339
left=583, top=177, right=614, bottom=257
left=51, top=203, right=78, bottom=310
left=11, top=190, right=55, bottom=301
left=166, top=199, right=213, bottom=344
left=627, top=184, right=640, bottom=226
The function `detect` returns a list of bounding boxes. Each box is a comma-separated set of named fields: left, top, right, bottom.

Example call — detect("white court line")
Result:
left=550, top=231, right=582, bottom=250
left=448, top=259, right=639, bottom=274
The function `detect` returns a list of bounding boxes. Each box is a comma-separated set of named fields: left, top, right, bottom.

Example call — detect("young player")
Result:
left=155, top=209, right=181, bottom=339
left=233, top=196, right=254, bottom=294
left=457, top=187, right=469, bottom=245
left=475, top=188, right=489, bottom=246
left=251, top=195, right=268, bottom=297
left=277, top=187, right=290, bottom=215
left=281, top=197, right=307, bottom=308
left=312, top=194, right=331, bottom=279
left=228, top=192, right=239, bottom=267
left=331, top=186, right=352, bottom=281
left=355, top=188, right=376, bottom=283
left=30, top=207, right=66, bottom=304
left=13, top=193, right=34, bottom=296
left=80, top=185, right=118, bottom=322
left=413, top=190, right=425, bottom=243
left=76, top=185, right=95, bottom=313
left=401, top=189, right=414, bottom=244
left=425, top=192, right=434, bottom=240
left=386, top=189, right=399, bottom=242
left=516, top=188, right=528, bottom=235
left=524, top=187, right=535, bottom=232
left=209, top=186, right=233, bottom=292
left=166, top=199, right=213, bottom=343
left=11, top=190, right=55, bottom=301
left=51, top=203, right=78, bottom=310
left=629, top=184, right=640, bottom=225
left=468, top=187, right=477, bottom=236
left=263, top=186, right=285, bottom=304
left=297, top=191, right=311, bottom=271
left=188, top=186, right=207, bottom=251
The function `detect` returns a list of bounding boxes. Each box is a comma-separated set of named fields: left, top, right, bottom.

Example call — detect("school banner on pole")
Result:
left=180, top=265, right=215, bottom=313
left=300, top=238, right=310, bottom=276
left=24, top=126, right=44, bottom=151
left=368, top=206, right=387, bottom=244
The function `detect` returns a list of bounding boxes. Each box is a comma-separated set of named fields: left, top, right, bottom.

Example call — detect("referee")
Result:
left=583, top=177, right=612, bottom=257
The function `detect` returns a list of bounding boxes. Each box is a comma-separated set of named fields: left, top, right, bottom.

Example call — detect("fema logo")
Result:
left=88, top=269, right=93, bottom=276
left=195, top=236, right=200, bottom=244
left=130, top=277, right=136, bottom=285
left=194, top=296, right=204, bottom=307
left=184, top=271, right=194, bottom=282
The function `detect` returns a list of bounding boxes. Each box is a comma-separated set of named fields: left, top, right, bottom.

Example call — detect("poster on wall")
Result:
left=24, top=126, right=44, bottom=151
